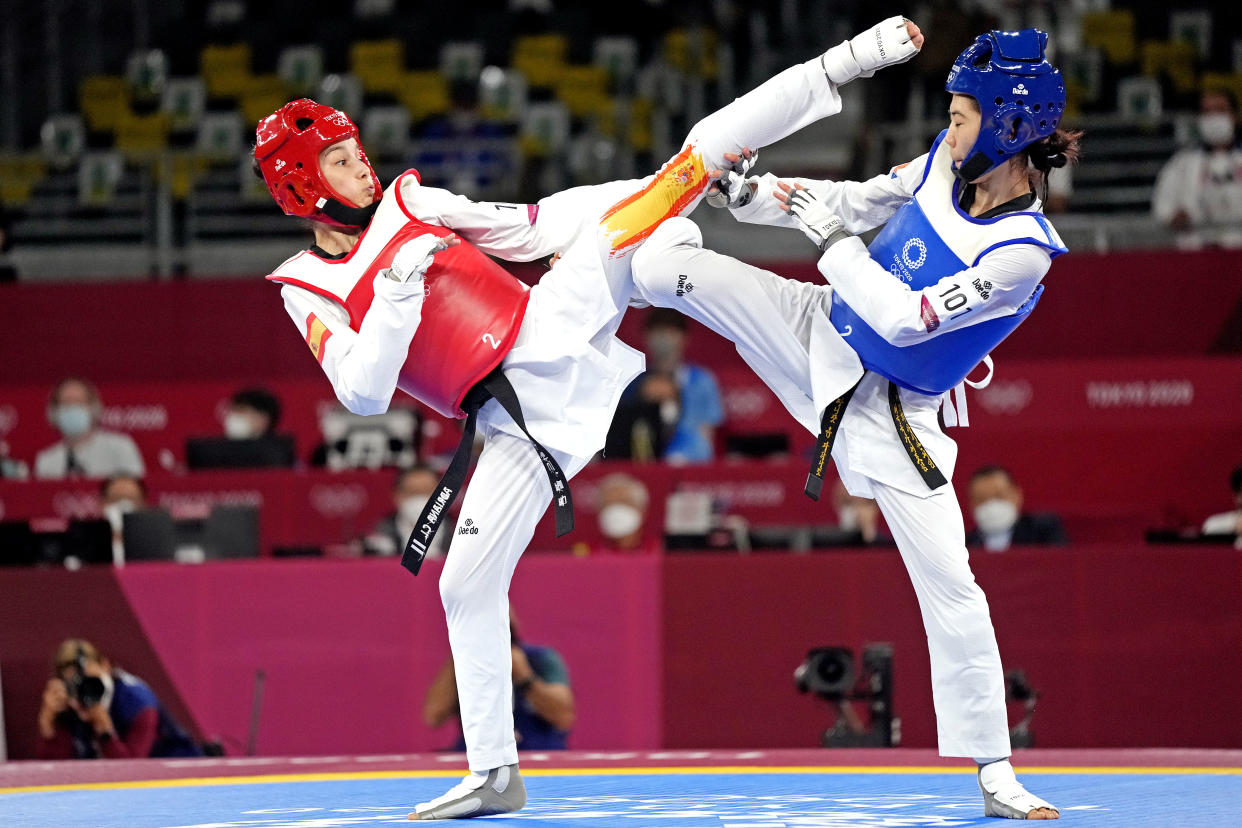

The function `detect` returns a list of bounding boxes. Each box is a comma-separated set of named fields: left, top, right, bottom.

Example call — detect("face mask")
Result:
left=398, top=495, right=430, bottom=527
left=599, top=503, right=643, bottom=539
left=645, top=331, right=682, bottom=364
left=103, top=499, right=137, bottom=532
left=837, top=504, right=859, bottom=531
left=54, top=404, right=92, bottom=438
left=973, top=498, right=1019, bottom=535
left=224, top=411, right=256, bottom=440
left=659, top=399, right=680, bottom=426
left=1198, top=113, right=1236, bottom=147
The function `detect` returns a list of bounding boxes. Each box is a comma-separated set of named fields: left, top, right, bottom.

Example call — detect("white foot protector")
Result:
left=410, top=764, right=527, bottom=820
left=821, top=15, right=920, bottom=85
left=978, top=760, right=1060, bottom=820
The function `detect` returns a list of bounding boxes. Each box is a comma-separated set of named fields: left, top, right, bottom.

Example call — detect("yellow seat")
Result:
left=1200, top=72, right=1242, bottom=109
left=664, top=28, right=719, bottom=79
left=555, top=65, right=610, bottom=119
left=627, top=98, right=654, bottom=153
left=201, top=43, right=253, bottom=99
left=512, top=34, right=568, bottom=89
left=350, top=39, right=405, bottom=95
left=396, top=71, right=450, bottom=121
left=1142, top=40, right=1197, bottom=94
left=0, top=155, right=47, bottom=205
left=1081, top=10, right=1136, bottom=65
left=239, top=74, right=290, bottom=126
left=152, top=153, right=209, bottom=201
left=79, top=76, right=131, bottom=132
left=114, top=112, right=171, bottom=158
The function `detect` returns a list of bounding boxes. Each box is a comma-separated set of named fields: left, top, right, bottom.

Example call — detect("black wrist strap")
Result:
left=401, top=367, right=574, bottom=576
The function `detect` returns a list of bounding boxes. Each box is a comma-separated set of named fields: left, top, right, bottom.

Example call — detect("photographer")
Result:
left=36, top=639, right=201, bottom=759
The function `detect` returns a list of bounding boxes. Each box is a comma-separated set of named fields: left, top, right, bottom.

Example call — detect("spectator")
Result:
left=223, top=387, right=282, bottom=439
left=1201, top=464, right=1242, bottom=542
left=965, top=465, right=1067, bottom=552
left=100, top=475, right=148, bottom=562
left=832, top=478, right=883, bottom=545
left=36, top=638, right=200, bottom=759
left=34, top=378, right=144, bottom=480
left=423, top=612, right=575, bottom=750
left=592, top=472, right=658, bottom=553
left=642, top=309, right=725, bottom=463
left=1152, top=88, right=1242, bottom=249
left=605, top=310, right=725, bottom=462
left=363, top=464, right=448, bottom=558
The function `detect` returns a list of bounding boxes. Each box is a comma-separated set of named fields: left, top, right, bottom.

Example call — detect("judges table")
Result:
left=2, top=545, right=1239, bottom=762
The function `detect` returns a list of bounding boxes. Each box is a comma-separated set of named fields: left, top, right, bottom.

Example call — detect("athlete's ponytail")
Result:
left=1023, top=127, right=1084, bottom=203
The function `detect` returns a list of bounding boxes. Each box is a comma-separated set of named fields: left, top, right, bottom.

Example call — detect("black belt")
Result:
left=401, top=367, right=574, bottom=576
left=804, top=378, right=948, bottom=499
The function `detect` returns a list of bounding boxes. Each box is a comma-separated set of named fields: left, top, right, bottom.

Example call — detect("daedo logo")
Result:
left=676, top=274, right=694, bottom=296
left=1013, top=83, right=1029, bottom=95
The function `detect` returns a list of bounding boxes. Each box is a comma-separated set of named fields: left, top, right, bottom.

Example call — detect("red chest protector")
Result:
left=268, top=175, right=530, bottom=419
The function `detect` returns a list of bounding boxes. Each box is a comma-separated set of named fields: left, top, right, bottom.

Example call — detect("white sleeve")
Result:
left=280, top=276, right=426, bottom=416
left=399, top=178, right=604, bottom=262
left=116, top=434, right=145, bottom=477
left=817, top=236, right=1052, bottom=346
left=730, top=155, right=926, bottom=233
left=1151, top=151, right=1194, bottom=224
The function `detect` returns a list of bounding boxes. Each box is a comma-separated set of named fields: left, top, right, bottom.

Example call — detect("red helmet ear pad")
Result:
left=255, top=99, right=382, bottom=225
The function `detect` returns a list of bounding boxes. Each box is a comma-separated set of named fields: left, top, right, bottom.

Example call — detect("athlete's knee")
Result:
left=633, top=217, right=702, bottom=276
left=438, top=557, right=488, bottom=612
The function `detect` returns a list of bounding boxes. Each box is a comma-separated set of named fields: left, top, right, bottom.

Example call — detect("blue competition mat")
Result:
left=2, top=768, right=1239, bottom=827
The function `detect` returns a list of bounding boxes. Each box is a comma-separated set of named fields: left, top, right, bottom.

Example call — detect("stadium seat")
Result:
left=593, top=36, right=639, bottom=89
left=396, top=71, right=451, bottom=122
left=76, top=151, right=125, bottom=207
left=440, top=41, right=485, bottom=84
left=349, top=38, right=405, bottom=95
left=239, top=74, right=291, bottom=127
left=520, top=101, right=570, bottom=157
left=200, top=43, right=253, bottom=100
left=0, top=156, right=47, bottom=206
left=162, top=78, right=207, bottom=133
left=40, top=115, right=86, bottom=169
left=277, top=45, right=324, bottom=96
left=125, top=49, right=169, bottom=104
left=1141, top=40, right=1198, bottom=94
left=79, top=75, right=131, bottom=132
left=478, top=67, right=527, bottom=122
left=316, top=73, right=364, bottom=118
left=114, top=111, right=171, bottom=158
left=196, top=111, right=244, bottom=160
left=554, top=65, right=610, bottom=119
left=1081, top=10, right=1137, bottom=65
left=663, top=28, right=720, bottom=79
left=362, top=105, right=411, bottom=158
left=512, top=34, right=568, bottom=89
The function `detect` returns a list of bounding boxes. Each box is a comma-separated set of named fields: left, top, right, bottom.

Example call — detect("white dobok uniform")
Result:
left=270, top=56, right=847, bottom=772
left=630, top=134, right=1065, bottom=759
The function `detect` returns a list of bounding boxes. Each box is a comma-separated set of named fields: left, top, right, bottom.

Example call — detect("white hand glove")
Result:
left=705, top=150, right=759, bottom=209
left=787, top=188, right=851, bottom=251
left=821, top=16, right=920, bottom=85
left=384, top=233, right=453, bottom=282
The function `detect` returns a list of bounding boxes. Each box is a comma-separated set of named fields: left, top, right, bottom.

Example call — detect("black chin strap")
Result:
left=953, top=152, right=994, bottom=183
left=319, top=197, right=380, bottom=229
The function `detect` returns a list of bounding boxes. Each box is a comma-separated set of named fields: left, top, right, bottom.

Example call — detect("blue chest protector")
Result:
left=828, top=132, right=1066, bottom=396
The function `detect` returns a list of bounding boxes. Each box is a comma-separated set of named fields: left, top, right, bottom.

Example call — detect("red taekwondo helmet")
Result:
left=255, top=99, right=382, bottom=229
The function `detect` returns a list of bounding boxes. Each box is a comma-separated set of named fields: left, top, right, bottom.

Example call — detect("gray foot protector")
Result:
left=411, top=764, right=527, bottom=821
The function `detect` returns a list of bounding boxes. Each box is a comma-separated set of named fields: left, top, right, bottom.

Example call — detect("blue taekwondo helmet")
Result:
left=945, top=29, right=1066, bottom=181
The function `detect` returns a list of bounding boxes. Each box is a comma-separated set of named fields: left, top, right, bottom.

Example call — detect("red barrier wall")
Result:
left=3, top=547, right=1239, bottom=759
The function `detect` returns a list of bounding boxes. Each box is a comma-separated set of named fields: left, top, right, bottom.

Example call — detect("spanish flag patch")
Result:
left=305, top=313, right=332, bottom=364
